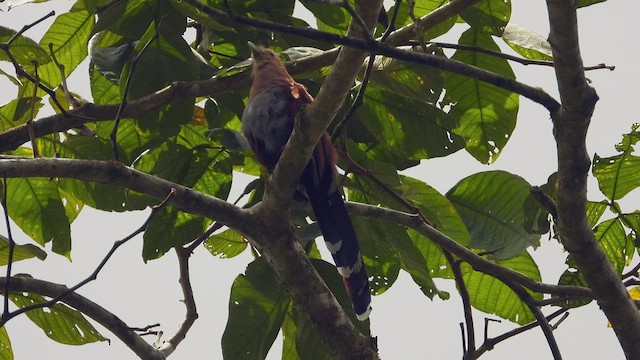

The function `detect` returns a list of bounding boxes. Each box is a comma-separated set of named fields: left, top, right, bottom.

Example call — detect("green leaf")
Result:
left=169, top=0, right=229, bottom=31
left=446, top=171, right=541, bottom=260
left=0, top=26, right=50, bottom=65
left=123, top=23, right=199, bottom=137
left=401, top=176, right=472, bottom=280
left=354, top=88, right=464, bottom=166
left=4, top=175, right=71, bottom=257
left=281, top=305, right=300, bottom=360
left=593, top=126, right=640, bottom=200
left=56, top=135, right=130, bottom=211
left=28, top=10, right=94, bottom=91
left=0, top=97, right=44, bottom=131
left=9, top=290, right=107, bottom=345
left=143, top=206, right=210, bottom=261
left=445, top=29, right=519, bottom=164
left=368, top=54, right=444, bottom=105
left=462, top=251, right=542, bottom=324
left=587, top=201, right=608, bottom=228
left=91, top=0, right=156, bottom=39
left=502, top=23, right=553, bottom=61
left=576, top=0, right=607, bottom=8
left=351, top=216, right=400, bottom=295
left=460, top=0, right=511, bottom=35
left=557, top=267, right=591, bottom=308
left=593, top=218, right=632, bottom=274
left=89, top=64, right=120, bottom=105
left=204, top=229, right=247, bottom=259
left=0, top=326, right=13, bottom=360
left=388, top=223, right=442, bottom=299
left=390, top=0, right=456, bottom=40
left=301, top=0, right=350, bottom=35
left=222, top=258, right=290, bottom=360
left=0, top=235, right=47, bottom=265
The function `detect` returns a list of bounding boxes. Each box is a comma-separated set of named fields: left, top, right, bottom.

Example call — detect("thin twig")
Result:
left=110, top=19, right=163, bottom=160
left=475, top=308, right=569, bottom=358
left=530, top=186, right=558, bottom=221
left=331, top=52, right=376, bottom=141
left=340, top=0, right=376, bottom=43
left=6, top=11, right=55, bottom=45
left=157, top=247, right=199, bottom=356
left=1, top=175, right=15, bottom=321
left=500, top=282, right=563, bottom=360
left=445, top=251, right=475, bottom=358
left=26, top=63, right=40, bottom=158
left=380, top=0, right=402, bottom=42
left=340, top=149, right=433, bottom=227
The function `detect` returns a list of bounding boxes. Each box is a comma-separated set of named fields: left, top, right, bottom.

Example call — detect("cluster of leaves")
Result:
left=0, top=0, right=635, bottom=359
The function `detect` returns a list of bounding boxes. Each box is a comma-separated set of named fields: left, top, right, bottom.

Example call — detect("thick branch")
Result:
left=346, top=202, right=593, bottom=299
left=546, top=1, right=640, bottom=357
left=0, top=157, right=249, bottom=232
left=0, top=276, right=164, bottom=360
left=252, top=2, right=383, bottom=358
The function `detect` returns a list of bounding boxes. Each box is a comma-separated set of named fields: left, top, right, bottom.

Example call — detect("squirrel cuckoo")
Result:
left=241, top=42, right=372, bottom=321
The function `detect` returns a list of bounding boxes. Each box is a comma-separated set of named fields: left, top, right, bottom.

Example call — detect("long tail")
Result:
left=301, top=135, right=372, bottom=321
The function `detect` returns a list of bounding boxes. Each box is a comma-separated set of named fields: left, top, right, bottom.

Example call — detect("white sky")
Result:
left=1, top=1, right=639, bottom=359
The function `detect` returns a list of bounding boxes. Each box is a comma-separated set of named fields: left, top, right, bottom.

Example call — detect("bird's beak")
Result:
left=247, top=41, right=266, bottom=59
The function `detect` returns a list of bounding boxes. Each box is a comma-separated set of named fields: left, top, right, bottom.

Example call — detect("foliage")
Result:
left=0, top=0, right=636, bottom=359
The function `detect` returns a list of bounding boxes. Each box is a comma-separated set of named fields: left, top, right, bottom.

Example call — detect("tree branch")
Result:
left=345, top=202, right=593, bottom=299
left=545, top=1, right=640, bottom=357
left=156, top=247, right=198, bottom=357
left=0, top=276, right=164, bottom=360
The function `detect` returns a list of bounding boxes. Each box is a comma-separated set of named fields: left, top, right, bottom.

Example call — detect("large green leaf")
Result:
left=587, top=201, right=608, bottom=228
left=390, top=0, right=456, bottom=40
left=3, top=148, right=71, bottom=257
left=0, top=26, right=50, bottom=65
left=204, top=228, right=247, bottom=259
left=446, top=171, right=541, bottom=260
left=9, top=290, right=107, bottom=345
left=56, top=135, right=131, bottom=211
left=0, top=97, right=44, bottom=131
left=0, top=326, right=13, bottom=360
left=502, top=23, right=553, bottom=61
left=558, top=265, right=591, bottom=308
left=593, top=126, right=640, bottom=201
left=445, top=29, right=519, bottom=164
left=26, top=10, right=94, bottom=93
left=353, top=88, right=464, bottom=166
left=222, top=258, right=291, bottom=360
left=300, top=0, right=350, bottom=35
left=123, top=23, right=199, bottom=138
left=351, top=215, right=401, bottom=295
left=460, top=0, right=511, bottom=36
left=143, top=206, right=210, bottom=260
left=401, top=176, right=472, bottom=279
left=368, top=54, right=444, bottom=105
left=0, top=235, right=47, bottom=265
left=462, top=251, right=542, bottom=325
left=593, top=218, right=632, bottom=274
left=577, top=0, right=607, bottom=8
left=281, top=305, right=299, bottom=360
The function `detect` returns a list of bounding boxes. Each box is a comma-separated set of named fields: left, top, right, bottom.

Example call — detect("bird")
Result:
left=241, top=42, right=372, bottom=321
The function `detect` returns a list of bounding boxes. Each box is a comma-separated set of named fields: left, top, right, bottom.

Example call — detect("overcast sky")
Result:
left=1, top=1, right=639, bottom=359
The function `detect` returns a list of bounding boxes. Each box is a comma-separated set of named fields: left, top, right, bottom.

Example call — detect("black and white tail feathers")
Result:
left=301, top=150, right=372, bottom=321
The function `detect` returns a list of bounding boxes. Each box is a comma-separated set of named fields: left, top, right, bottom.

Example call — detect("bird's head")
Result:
left=247, top=41, right=290, bottom=77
